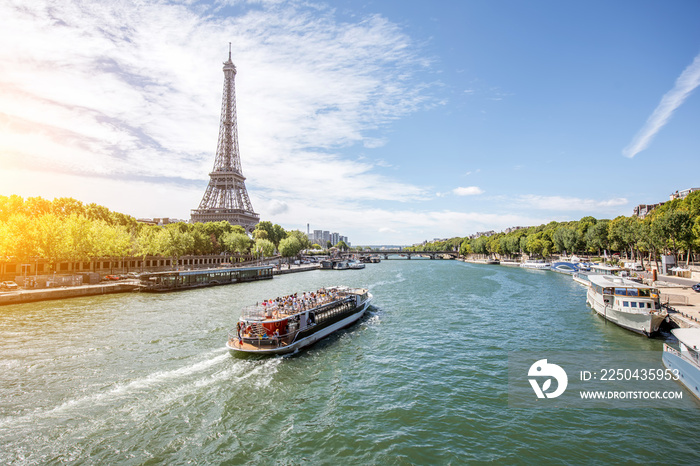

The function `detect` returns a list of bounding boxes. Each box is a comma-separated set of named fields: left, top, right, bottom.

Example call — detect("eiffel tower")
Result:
left=191, top=45, right=259, bottom=232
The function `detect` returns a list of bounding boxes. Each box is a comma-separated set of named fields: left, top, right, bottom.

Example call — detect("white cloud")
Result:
left=623, top=52, right=700, bottom=158
left=517, top=195, right=628, bottom=211
left=0, top=0, right=435, bottom=230
left=453, top=186, right=484, bottom=196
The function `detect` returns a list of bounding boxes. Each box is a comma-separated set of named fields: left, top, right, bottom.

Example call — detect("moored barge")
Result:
left=585, top=274, right=667, bottom=336
left=138, top=265, right=273, bottom=292
left=227, top=286, right=372, bottom=354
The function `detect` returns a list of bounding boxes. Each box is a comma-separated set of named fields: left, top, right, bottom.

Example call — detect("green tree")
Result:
left=585, top=220, right=610, bottom=256
left=252, top=229, right=269, bottom=240
left=279, top=236, right=302, bottom=259
left=553, top=226, right=581, bottom=256
left=253, top=221, right=287, bottom=249
left=653, top=209, right=692, bottom=260
left=157, top=225, right=194, bottom=268
left=35, top=213, right=71, bottom=272
left=287, top=230, right=311, bottom=251
left=221, top=231, right=253, bottom=254
left=254, top=238, right=275, bottom=257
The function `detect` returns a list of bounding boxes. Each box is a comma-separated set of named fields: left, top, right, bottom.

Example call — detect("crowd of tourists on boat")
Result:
left=251, top=287, right=344, bottom=320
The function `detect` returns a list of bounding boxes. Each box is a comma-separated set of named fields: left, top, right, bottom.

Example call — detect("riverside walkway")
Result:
left=0, top=281, right=139, bottom=306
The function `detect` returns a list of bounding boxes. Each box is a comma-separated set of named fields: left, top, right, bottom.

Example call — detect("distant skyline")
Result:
left=1, top=1, right=699, bottom=245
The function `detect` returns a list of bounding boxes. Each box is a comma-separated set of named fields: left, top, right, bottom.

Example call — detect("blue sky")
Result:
left=1, top=0, right=699, bottom=245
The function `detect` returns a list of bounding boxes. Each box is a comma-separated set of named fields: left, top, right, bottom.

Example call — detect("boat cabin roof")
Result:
left=671, top=328, right=700, bottom=350
left=590, top=264, right=622, bottom=272
left=141, top=265, right=273, bottom=277
left=587, top=274, right=651, bottom=289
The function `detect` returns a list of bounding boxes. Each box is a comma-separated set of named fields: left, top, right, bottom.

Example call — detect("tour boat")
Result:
left=520, top=260, right=551, bottom=270
left=227, top=286, right=373, bottom=354
left=663, top=328, right=700, bottom=400
left=585, top=274, right=667, bottom=336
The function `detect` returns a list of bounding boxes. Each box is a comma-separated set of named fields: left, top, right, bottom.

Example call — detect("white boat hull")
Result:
left=586, top=288, right=665, bottom=335
left=227, top=296, right=372, bottom=355
left=662, top=344, right=700, bottom=401
left=572, top=274, right=591, bottom=288
left=520, top=262, right=550, bottom=270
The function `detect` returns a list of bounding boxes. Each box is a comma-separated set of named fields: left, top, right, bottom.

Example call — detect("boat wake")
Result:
left=0, top=348, right=234, bottom=430
left=369, top=272, right=405, bottom=290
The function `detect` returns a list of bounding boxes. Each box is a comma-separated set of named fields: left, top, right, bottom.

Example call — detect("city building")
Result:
left=308, top=228, right=350, bottom=247
left=670, top=188, right=700, bottom=201
left=633, top=203, right=664, bottom=219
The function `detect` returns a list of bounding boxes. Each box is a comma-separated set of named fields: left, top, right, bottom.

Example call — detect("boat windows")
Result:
left=603, top=287, right=614, bottom=295
left=627, top=289, right=639, bottom=297
left=623, top=301, right=629, bottom=307
left=614, top=288, right=627, bottom=296
left=630, top=302, right=637, bottom=308
left=638, top=289, right=650, bottom=297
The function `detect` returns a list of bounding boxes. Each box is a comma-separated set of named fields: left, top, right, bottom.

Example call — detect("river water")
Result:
left=1, top=260, right=698, bottom=464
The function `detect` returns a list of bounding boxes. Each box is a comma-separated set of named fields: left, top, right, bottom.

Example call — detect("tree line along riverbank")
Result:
left=407, top=191, right=700, bottom=270
left=0, top=195, right=329, bottom=279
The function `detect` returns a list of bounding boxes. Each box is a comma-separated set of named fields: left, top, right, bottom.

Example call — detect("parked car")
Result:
left=1, top=281, right=19, bottom=290
left=692, top=283, right=700, bottom=293
left=104, top=275, right=120, bottom=281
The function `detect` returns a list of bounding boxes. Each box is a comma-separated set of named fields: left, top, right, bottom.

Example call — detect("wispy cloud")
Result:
left=623, top=52, right=700, bottom=158
left=453, top=186, right=484, bottom=196
left=0, top=0, right=436, bottom=233
left=517, top=195, right=628, bottom=211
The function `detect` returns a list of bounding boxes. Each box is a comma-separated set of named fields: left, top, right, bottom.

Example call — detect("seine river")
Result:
left=1, top=260, right=698, bottom=464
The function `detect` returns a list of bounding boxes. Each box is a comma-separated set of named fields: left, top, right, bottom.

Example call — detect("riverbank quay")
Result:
left=0, top=264, right=322, bottom=306
left=653, top=276, right=700, bottom=329
left=0, top=281, right=139, bottom=306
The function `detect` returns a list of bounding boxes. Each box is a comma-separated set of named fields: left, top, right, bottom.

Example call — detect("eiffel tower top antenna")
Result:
left=190, top=46, right=259, bottom=231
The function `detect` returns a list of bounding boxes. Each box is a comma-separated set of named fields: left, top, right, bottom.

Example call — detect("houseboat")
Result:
left=572, top=272, right=591, bottom=287
left=663, top=328, right=700, bottom=400
left=227, top=286, right=373, bottom=354
left=348, top=260, right=365, bottom=269
left=520, top=260, right=551, bottom=270
left=551, top=261, right=580, bottom=275
left=585, top=274, right=667, bottom=336
left=138, top=265, right=273, bottom=292
left=333, top=261, right=350, bottom=270
left=589, top=263, right=622, bottom=276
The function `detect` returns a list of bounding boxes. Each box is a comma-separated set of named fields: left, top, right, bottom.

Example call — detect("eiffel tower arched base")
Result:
left=190, top=209, right=259, bottom=233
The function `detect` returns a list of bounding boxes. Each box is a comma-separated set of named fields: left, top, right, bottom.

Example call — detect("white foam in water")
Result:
left=369, top=271, right=405, bottom=290
left=0, top=348, right=230, bottom=429
left=92, top=355, right=282, bottom=423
